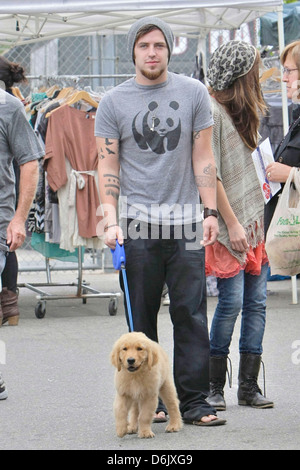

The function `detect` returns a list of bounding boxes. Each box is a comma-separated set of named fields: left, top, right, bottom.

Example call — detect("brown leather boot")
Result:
left=207, top=356, right=231, bottom=411
left=1, top=287, right=19, bottom=326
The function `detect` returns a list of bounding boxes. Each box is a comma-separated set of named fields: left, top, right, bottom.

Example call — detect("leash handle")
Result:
left=111, top=241, right=134, bottom=332
left=110, top=240, right=126, bottom=270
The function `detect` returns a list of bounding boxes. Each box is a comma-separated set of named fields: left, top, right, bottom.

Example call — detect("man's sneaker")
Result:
left=0, top=373, right=8, bottom=400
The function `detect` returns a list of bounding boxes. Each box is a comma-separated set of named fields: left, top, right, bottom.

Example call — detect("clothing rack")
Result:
left=27, top=74, right=135, bottom=80
left=26, top=74, right=135, bottom=95
left=18, top=249, right=120, bottom=318
left=17, top=82, right=121, bottom=318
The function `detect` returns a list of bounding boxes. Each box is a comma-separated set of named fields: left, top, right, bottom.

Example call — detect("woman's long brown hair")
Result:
left=209, top=53, right=267, bottom=151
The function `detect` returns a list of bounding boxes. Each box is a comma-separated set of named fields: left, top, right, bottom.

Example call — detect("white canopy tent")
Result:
left=0, top=1, right=286, bottom=126
left=0, top=1, right=284, bottom=46
left=0, top=0, right=296, bottom=301
left=0, top=1, right=287, bottom=127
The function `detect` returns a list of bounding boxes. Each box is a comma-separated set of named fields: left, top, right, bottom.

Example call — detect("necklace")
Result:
left=150, top=115, right=156, bottom=132
left=140, top=92, right=158, bottom=132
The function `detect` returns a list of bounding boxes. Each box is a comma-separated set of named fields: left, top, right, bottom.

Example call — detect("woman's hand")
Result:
left=266, top=162, right=292, bottom=183
left=227, top=221, right=249, bottom=253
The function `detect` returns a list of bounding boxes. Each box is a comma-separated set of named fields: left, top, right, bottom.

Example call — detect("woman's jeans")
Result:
left=121, top=221, right=216, bottom=420
left=210, top=263, right=269, bottom=357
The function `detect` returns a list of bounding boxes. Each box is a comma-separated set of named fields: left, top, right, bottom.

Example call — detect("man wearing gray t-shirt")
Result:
left=0, top=89, right=42, bottom=276
left=0, top=89, right=43, bottom=397
left=95, top=17, right=225, bottom=427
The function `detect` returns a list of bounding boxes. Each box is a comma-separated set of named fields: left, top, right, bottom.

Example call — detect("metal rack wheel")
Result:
left=82, top=286, right=87, bottom=304
left=35, top=300, right=46, bottom=319
left=109, top=297, right=118, bottom=316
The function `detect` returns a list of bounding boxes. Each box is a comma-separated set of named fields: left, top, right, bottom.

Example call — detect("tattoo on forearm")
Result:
left=203, top=163, right=214, bottom=175
left=105, top=138, right=116, bottom=155
left=195, top=165, right=216, bottom=188
left=98, top=139, right=118, bottom=160
left=192, top=131, right=200, bottom=147
left=105, top=189, right=119, bottom=200
left=104, top=174, right=120, bottom=183
left=103, top=174, right=120, bottom=200
left=195, top=175, right=215, bottom=187
left=98, top=147, right=105, bottom=160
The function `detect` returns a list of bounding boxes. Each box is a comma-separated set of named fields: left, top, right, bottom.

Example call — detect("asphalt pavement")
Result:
left=0, top=269, right=299, bottom=451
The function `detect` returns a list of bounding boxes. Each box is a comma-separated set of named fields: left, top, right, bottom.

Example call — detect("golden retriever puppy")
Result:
left=110, top=331, right=182, bottom=438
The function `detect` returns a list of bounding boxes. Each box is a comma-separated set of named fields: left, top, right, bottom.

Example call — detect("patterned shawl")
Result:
left=211, top=97, right=265, bottom=264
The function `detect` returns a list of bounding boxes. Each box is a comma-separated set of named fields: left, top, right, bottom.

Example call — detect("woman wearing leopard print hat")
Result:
left=205, top=40, right=274, bottom=411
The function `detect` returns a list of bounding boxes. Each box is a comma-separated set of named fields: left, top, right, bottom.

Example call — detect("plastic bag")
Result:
left=266, top=167, right=300, bottom=276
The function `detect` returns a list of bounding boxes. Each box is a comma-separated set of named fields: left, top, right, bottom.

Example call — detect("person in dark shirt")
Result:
left=265, top=40, right=300, bottom=234
left=0, top=55, right=27, bottom=326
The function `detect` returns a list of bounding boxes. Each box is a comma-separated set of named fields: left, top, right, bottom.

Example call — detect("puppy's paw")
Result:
left=127, top=425, right=138, bottom=434
left=138, top=429, right=155, bottom=438
left=165, top=421, right=182, bottom=433
left=116, top=424, right=128, bottom=438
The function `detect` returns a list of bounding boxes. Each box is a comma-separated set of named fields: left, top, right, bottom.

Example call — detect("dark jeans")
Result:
left=120, top=221, right=216, bottom=421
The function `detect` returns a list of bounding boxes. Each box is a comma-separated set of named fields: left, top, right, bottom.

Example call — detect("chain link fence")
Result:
left=3, top=22, right=258, bottom=275
left=6, top=20, right=259, bottom=95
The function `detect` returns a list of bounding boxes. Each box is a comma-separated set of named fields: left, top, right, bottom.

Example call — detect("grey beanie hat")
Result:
left=127, top=16, right=174, bottom=64
left=207, top=40, right=257, bottom=91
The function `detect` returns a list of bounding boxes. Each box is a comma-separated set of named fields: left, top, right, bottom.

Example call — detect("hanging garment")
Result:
left=56, top=158, right=103, bottom=252
left=44, top=104, right=103, bottom=249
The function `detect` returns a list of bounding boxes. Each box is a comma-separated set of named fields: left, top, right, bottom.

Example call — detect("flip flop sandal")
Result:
left=153, top=412, right=168, bottom=423
left=184, top=417, right=226, bottom=426
left=192, top=417, right=226, bottom=426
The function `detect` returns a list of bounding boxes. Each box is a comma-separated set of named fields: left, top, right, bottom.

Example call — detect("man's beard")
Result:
left=141, top=67, right=165, bottom=81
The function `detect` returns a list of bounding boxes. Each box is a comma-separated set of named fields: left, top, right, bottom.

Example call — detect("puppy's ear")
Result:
left=110, top=346, right=121, bottom=371
left=147, top=345, right=159, bottom=370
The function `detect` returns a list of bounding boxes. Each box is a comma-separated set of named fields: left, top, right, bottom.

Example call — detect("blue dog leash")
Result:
left=111, top=241, right=134, bottom=332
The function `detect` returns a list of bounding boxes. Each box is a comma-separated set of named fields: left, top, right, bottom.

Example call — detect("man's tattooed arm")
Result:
left=193, top=131, right=216, bottom=187
left=96, top=136, right=120, bottom=205
left=96, top=136, right=122, bottom=244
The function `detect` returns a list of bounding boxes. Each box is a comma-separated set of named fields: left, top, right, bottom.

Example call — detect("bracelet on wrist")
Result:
left=104, top=223, right=118, bottom=232
left=202, top=208, right=218, bottom=219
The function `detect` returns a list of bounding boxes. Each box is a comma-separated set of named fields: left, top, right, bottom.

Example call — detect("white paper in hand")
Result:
left=251, top=138, right=281, bottom=204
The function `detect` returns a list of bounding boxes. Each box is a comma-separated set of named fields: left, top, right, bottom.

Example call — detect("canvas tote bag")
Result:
left=266, top=167, right=300, bottom=276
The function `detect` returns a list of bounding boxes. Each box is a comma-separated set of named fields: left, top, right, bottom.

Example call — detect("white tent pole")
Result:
left=277, top=6, right=298, bottom=305
left=278, top=8, right=288, bottom=135
left=291, top=276, right=298, bottom=305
